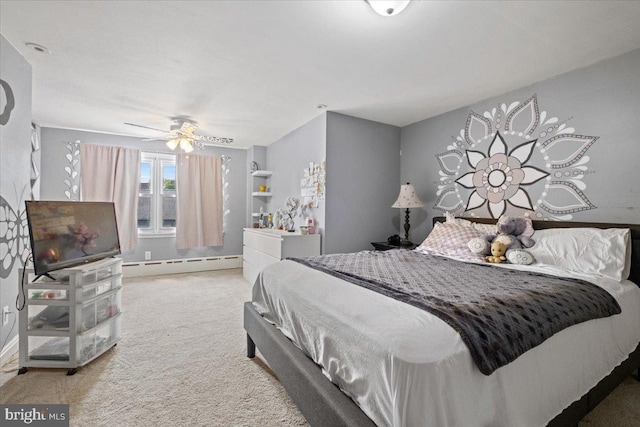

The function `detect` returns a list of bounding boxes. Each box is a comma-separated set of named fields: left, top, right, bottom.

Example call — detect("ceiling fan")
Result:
left=124, top=118, right=233, bottom=153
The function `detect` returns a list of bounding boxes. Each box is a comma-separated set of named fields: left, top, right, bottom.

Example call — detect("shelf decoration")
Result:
left=300, top=160, right=325, bottom=208
left=276, top=197, right=300, bottom=231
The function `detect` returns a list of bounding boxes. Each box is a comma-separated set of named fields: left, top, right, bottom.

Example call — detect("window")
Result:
left=138, top=152, right=176, bottom=236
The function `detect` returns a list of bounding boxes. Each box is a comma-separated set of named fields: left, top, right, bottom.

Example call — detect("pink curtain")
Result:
left=80, top=144, right=141, bottom=251
left=176, top=153, right=223, bottom=249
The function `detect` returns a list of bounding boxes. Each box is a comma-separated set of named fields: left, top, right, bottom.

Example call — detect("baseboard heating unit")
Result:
left=122, top=255, right=242, bottom=278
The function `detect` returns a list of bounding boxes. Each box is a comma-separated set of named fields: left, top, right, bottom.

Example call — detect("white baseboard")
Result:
left=0, top=334, right=19, bottom=368
left=122, top=255, right=242, bottom=278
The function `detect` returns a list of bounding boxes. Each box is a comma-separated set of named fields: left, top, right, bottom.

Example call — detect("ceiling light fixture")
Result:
left=25, top=42, right=51, bottom=54
left=366, top=0, right=411, bottom=17
left=166, top=139, right=180, bottom=150
left=179, top=138, right=194, bottom=153
left=166, top=137, right=194, bottom=153
left=316, top=104, right=327, bottom=109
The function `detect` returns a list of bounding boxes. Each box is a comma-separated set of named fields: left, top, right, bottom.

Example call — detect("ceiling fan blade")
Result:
left=124, top=122, right=170, bottom=133
left=194, top=134, right=234, bottom=145
left=141, top=137, right=169, bottom=142
left=179, top=122, right=197, bottom=134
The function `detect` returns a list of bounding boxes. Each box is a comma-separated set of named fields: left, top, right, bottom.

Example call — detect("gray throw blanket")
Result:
left=289, top=250, right=621, bottom=375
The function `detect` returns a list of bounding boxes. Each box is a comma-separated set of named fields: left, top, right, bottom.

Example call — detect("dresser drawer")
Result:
left=259, top=235, right=282, bottom=258
left=259, top=251, right=281, bottom=270
left=243, top=230, right=283, bottom=258
left=243, top=245, right=262, bottom=266
left=243, top=260, right=260, bottom=284
left=243, top=230, right=260, bottom=250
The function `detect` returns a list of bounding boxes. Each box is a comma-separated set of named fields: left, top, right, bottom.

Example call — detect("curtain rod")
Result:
left=62, top=141, right=231, bottom=159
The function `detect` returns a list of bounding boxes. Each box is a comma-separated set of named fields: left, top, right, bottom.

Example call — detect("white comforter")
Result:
left=252, top=254, right=640, bottom=427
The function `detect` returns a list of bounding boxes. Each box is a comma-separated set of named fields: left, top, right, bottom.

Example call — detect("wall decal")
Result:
left=434, top=94, right=598, bottom=220
left=0, top=186, right=29, bottom=279
left=63, top=140, right=81, bottom=200
left=0, top=78, right=16, bottom=126
left=30, top=123, right=41, bottom=199
left=222, top=155, right=231, bottom=230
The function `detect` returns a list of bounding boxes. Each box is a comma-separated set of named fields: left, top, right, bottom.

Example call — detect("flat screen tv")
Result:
left=25, top=201, right=121, bottom=277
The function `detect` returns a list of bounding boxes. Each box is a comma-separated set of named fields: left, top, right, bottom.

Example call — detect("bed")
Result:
left=244, top=217, right=640, bottom=426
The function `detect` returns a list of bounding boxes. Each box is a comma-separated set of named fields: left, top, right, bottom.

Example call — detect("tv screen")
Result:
left=25, top=201, right=121, bottom=276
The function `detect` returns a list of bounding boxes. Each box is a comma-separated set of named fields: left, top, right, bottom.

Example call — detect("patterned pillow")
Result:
left=473, top=222, right=497, bottom=235
left=445, top=211, right=474, bottom=227
left=445, top=211, right=496, bottom=235
left=416, top=222, right=485, bottom=261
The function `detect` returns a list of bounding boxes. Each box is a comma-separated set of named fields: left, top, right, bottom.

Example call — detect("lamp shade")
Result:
left=166, top=138, right=180, bottom=150
left=392, top=182, right=424, bottom=208
left=179, top=138, right=194, bottom=153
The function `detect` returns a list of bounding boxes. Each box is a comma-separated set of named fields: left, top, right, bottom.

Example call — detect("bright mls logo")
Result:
left=1, top=405, right=69, bottom=426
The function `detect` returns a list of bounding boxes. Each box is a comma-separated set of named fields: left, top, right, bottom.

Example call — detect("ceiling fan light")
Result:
left=180, top=138, right=194, bottom=153
left=166, top=138, right=179, bottom=150
left=366, top=0, right=411, bottom=16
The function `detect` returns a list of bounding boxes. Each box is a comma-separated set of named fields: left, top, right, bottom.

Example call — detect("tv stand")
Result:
left=33, top=273, right=57, bottom=282
left=18, top=257, right=123, bottom=375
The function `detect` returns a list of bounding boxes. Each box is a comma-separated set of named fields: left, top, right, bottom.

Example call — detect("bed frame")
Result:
left=244, top=218, right=640, bottom=427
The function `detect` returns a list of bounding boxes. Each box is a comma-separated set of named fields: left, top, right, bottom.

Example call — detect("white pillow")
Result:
left=527, top=227, right=631, bottom=282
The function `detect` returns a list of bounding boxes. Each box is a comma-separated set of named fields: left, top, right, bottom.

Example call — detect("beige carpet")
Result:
left=1, top=268, right=638, bottom=426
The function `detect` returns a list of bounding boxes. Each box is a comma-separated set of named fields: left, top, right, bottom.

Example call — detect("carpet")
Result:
left=1, top=268, right=638, bottom=426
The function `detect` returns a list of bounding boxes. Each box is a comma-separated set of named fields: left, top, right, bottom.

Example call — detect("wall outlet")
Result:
left=2, top=306, right=9, bottom=326
left=144, top=251, right=151, bottom=260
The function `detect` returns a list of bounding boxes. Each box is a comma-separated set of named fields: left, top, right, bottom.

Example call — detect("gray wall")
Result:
left=0, top=35, right=32, bottom=352
left=325, top=112, right=401, bottom=254
left=401, top=47, right=640, bottom=242
left=263, top=112, right=401, bottom=255
left=39, top=127, right=246, bottom=261
left=265, top=114, right=327, bottom=248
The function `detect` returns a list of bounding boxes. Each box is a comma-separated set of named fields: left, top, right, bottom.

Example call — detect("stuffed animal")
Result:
left=485, top=241, right=507, bottom=264
left=468, top=215, right=536, bottom=265
left=493, top=216, right=535, bottom=251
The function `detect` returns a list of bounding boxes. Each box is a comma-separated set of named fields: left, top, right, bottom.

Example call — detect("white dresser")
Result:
left=243, top=228, right=321, bottom=284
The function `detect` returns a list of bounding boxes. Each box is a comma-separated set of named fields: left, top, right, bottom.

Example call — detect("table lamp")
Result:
left=391, top=182, right=424, bottom=246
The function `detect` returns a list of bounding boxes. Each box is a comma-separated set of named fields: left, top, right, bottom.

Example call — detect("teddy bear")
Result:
left=468, top=215, right=536, bottom=265
left=485, top=241, right=507, bottom=264
left=493, top=215, right=535, bottom=251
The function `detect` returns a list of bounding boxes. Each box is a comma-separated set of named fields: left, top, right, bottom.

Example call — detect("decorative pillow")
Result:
left=527, top=227, right=631, bottom=282
left=468, top=237, right=491, bottom=254
left=416, top=222, right=485, bottom=261
left=506, top=249, right=536, bottom=265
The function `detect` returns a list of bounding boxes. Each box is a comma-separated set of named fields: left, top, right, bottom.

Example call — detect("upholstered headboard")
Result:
left=433, top=217, right=640, bottom=286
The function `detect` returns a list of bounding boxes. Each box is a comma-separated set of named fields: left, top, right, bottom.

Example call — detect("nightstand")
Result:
left=371, top=241, right=418, bottom=251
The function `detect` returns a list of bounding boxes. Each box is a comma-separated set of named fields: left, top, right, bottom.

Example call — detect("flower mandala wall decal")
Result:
left=435, top=94, right=598, bottom=220
left=456, top=132, right=548, bottom=218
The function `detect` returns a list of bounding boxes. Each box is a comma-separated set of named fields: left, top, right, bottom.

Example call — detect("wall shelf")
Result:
left=249, top=168, right=273, bottom=227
